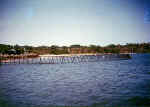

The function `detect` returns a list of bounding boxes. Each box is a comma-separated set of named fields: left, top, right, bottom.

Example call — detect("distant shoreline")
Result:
left=1, top=43, right=150, bottom=55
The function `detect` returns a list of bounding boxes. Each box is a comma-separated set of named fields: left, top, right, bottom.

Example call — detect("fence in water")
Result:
left=0, top=54, right=131, bottom=65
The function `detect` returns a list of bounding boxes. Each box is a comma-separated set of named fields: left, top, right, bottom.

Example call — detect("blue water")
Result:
left=0, top=54, right=150, bottom=107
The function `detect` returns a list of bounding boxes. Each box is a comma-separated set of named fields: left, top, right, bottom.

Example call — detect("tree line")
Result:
left=0, top=43, right=150, bottom=55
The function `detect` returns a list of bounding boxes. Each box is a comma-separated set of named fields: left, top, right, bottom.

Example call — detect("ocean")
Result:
left=0, top=54, right=150, bottom=107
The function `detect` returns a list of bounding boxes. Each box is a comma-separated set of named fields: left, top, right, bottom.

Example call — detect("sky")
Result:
left=0, top=0, right=150, bottom=46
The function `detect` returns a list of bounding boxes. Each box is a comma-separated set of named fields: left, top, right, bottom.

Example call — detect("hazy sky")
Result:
left=0, top=0, right=150, bottom=46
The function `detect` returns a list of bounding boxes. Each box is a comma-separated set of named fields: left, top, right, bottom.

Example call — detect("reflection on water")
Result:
left=0, top=54, right=150, bottom=107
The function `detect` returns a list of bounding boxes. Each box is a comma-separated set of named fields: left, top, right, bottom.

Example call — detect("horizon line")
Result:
left=1, top=42, right=150, bottom=47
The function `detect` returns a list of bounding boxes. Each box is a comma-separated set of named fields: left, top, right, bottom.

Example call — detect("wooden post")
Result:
left=5, top=55, right=6, bottom=64
left=48, top=57, right=50, bottom=64
left=71, top=56, right=75, bottom=63
left=13, top=55, right=15, bottom=64
left=9, top=55, right=11, bottom=64
left=22, top=56, right=24, bottom=64
left=39, top=57, right=41, bottom=64
left=60, top=56, right=64, bottom=64
left=66, top=56, right=69, bottom=63
left=0, top=58, right=1, bottom=65
left=32, top=58, right=33, bottom=64
left=51, top=57, right=54, bottom=64
left=19, top=56, right=20, bottom=64
left=56, top=56, right=59, bottom=64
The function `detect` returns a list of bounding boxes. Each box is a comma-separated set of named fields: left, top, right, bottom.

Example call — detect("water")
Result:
left=0, top=54, right=150, bottom=107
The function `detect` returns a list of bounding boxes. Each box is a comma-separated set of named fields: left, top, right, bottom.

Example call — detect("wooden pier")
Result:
left=0, top=54, right=131, bottom=65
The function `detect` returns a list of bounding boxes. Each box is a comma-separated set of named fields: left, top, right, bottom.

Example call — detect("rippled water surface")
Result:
left=0, top=54, right=150, bottom=107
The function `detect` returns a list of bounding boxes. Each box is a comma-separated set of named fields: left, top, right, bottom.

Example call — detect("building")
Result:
left=8, top=49, right=16, bottom=55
